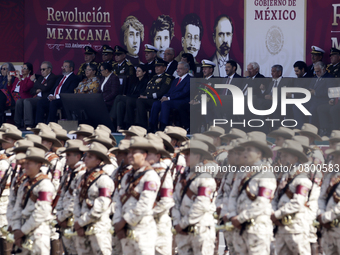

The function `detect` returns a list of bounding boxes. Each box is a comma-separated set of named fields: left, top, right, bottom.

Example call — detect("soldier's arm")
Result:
left=21, top=179, right=56, bottom=235
left=153, top=171, right=175, bottom=216
left=171, top=178, right=182, bottom=226
left=274, top=177, right=312, bottom=220
left=123, top=171, right=160, bottom=227
left=77, top=175, right=114, bottom=228
left=179, top=176, right=216, bottom=229
left=11, top=182, right=25, bottom=230
left=226, top=173, right=243, bottom=219
left=237, top=175, right=276, bottom=223
left=321, top=181, right=340, bottom=223
left=318, top=173, right=332, bottom=215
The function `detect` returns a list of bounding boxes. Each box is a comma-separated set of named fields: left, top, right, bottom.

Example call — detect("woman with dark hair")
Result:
left=99, top=62, right=120, bottom=110
left=1, top=62, right=35, bottom=127
left=110, top=64, right=148, bottom=131
left=181, top=53, right=196, bottom=75
left=74, top=63, right=99, bottom=94
left=0, top=62, right=15, bottom=89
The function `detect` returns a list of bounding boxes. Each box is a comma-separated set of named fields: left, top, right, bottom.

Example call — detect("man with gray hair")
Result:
left=149, top=61, right=191, bottom=132
left=21, top=61, right=57, bottom=128
left=163, top=47, right=178, bottom=77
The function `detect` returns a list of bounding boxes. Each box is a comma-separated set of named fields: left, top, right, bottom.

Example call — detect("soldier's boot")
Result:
left=0, top=238, right=12, bottom=255
left=50, top=239, right=62, bottom=255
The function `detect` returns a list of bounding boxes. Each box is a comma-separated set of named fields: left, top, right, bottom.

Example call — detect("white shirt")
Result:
left=216, top=51, right=229, bottom=78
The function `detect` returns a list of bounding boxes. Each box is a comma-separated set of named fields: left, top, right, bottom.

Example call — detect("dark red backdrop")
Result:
left=1, top=0, right=340, bottom=74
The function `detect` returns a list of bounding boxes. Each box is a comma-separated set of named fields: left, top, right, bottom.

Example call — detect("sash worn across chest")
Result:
left=21, top=174, right=49, bottom=208
left=79, top=169, right=105, bottom=205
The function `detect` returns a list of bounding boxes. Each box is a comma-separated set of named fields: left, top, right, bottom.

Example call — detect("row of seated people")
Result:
left=2, top=45, right=340, bottom=135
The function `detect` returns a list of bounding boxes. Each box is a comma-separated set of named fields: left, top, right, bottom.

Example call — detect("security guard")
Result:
left=112, top=45, right=136, bottom=84
left=135, top=58, right=173, bottom=129
left=327, top=47, right=340, bottom=77
left=77, top=46, right=98, bottom=79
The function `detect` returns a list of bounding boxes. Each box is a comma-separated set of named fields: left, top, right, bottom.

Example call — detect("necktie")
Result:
left=314, top=77, right=321, bottom=89
left=222, top=77, right=231, bottom=95
left=54, top=76, right=66, bottom=96
left=41, top=78, right=46, bottom=85
left=176, top=78, right=182, bottom=86
left=271, top=80, right=278, bottom=94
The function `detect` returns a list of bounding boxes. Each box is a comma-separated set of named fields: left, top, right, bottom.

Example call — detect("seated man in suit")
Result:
left=23, top=61, right=58, bottom=128
left=149, top=61, right=190, bottom=132
left=35, top=60, right=80, bottom=124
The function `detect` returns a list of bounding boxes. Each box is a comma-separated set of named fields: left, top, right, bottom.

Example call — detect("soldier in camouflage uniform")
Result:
left=228, top=132, right=276, bottom=255
left=73, top=142, right=114, bottom=255
left=172, top=140, right=216, bottom=255
left=113, top=137, right=160, bottom=255
left=56, top=140, right=87, bottom=255
left=12, top=147, right=56, bottom=254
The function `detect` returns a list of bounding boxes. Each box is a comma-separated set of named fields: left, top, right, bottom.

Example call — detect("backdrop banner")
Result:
left=24, top=0, right=244, bottom=75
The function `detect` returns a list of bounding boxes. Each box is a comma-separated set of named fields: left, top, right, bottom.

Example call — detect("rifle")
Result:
left=52, top=164, right=67, bottom=210
left=47, top=157, right=58, bottom=177
left=0, top=163, right=13, bottom=198
left=155, top=165, right=171, bottom=203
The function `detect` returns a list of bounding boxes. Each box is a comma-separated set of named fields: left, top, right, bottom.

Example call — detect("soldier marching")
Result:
left=1, top=122, right=340, bottom=254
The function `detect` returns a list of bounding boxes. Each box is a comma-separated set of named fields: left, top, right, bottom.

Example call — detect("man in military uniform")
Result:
left=146, top=134, right=174, bottom=255
left=306, top=46, right=324, bottom=77
left=145, top=44, right=159, bottom=80
left=100, top=44, right=115, bottom=69
left=74, top=142, right=114, bottom=255
left=112, top=45, right=136, bottom=93
left=113, top=137, right=160, bottom=255
left=134, top=58, right=173, bottom=129
left=12, top=147, right=56, bottom=254
left=77, top=46, right=98, bottom=79
left=228, top=132, right=276, bottom=255
left=172, top=140, right=216, bottom=255
left=271, top=140, right=312, bottom=255
left=327, top=47, right=340, bottom=77
left=56, top=140, right=86, bottom=255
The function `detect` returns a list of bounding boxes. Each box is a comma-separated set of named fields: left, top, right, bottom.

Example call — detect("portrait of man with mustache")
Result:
left=210, top=14, right=241, bottom=77
left=175, top=13, right=203, bottom=64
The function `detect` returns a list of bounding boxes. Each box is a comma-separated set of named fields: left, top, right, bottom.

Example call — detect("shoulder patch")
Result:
left=143, top=181, right=157, bottom=191
left=165, top=78, right=172, bottom=85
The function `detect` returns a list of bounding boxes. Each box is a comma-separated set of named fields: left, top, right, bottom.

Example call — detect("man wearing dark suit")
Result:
left=306, top=46, right=324, bottom=77
left=181, top=59, right=215, bottom=132
left=133, top=59, right=173, bottom=129
left=164, top=48, right=178, bottom=77
left=149, top=61, right=190, bottom=131
left=36, top=60, right=80, bottom=124
left=292, top=61, right=313, bottom=129
left=22, top=61, right=58, bottom=128
left=309, top=61, right=335, bottom=133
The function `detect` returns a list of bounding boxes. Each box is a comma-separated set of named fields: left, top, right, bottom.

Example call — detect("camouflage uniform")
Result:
left=74, top=167, right=114, bottom=255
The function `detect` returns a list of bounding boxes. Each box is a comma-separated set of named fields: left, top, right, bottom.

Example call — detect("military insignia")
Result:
left=165, top=78, right=171, bottom=85
left=152, top=86, right=154, bottom=89
left=258, top=187, right=272, bottom=199
left=144, top=181, right=157, bottom=191
left=53, top=170, right=61, bottom=180
left=198, top=186, right=212, bottom=197
left=38, top=191, right=53, bottom=203
left=120, top=69, right=124, bottom=74
left=296, top=185, right=309, bottom=197
left=149, top=70, right=152, bottom=73
left=155, top=78, right=162, bottom=83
